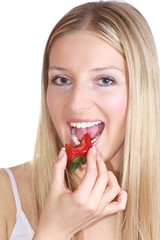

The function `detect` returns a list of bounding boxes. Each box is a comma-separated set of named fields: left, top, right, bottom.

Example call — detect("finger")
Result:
left=100, top=171, right=121, bottom=208
left=103, top=189, right=127, bottom=216
left=51, top=147, right=67, bottom=191
left=74, top=147, right=97, bottom=201
left=89, top=153, right=109, bottom=206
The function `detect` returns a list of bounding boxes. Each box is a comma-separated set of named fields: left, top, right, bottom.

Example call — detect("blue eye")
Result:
left=97, top=76, right=115, bottom=86
left=51, top=76, right=71, bottom=86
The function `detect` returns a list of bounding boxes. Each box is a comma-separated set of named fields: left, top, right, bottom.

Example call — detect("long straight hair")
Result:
left=32, top=1, right=160, bottom=239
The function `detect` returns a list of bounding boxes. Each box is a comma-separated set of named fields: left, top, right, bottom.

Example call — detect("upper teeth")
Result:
left=70, top=121, right=101, bottom=128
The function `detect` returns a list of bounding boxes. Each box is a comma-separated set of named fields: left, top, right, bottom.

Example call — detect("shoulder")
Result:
left=0, top=162, right=32, bottom=197
left=0, top=168, right=13, bottom=217
left=10, top=162, right=32, bottom=186
left=0, top=168, right=14, bottom=239
left=0, top=162, right=32, bottom=239
left=0, top=162, right=32, bottom=206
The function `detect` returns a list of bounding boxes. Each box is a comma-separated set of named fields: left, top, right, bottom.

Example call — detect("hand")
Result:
left=34, top=147, right=127, bottom=240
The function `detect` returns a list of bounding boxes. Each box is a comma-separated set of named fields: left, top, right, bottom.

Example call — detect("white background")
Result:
left=0, top=0, right=159, bottom=167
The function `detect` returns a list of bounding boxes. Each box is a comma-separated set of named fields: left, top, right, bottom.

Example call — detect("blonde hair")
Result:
left=32, top=1, right=160, bottom=239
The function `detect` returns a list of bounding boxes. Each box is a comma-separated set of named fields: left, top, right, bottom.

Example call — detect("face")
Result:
left=47, top=31, right=128, bottom=170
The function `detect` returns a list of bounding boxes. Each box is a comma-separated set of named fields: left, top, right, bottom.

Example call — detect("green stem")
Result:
left=71, top=157, right=87, bottom=172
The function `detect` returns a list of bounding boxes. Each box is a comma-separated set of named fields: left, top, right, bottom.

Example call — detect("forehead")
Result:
left=49, top=31, right=126, bottom=72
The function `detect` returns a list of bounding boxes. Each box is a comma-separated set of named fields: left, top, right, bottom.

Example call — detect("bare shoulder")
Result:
left=0, top=168, right=11, bottom=239
left=0, top=162, right=33, bottom=239
left=10, top=162, right=33, bottom=188
left=0, top=167, right=17, bottom=239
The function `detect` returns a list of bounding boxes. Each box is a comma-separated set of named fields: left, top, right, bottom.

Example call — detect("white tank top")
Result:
left=4, top=168, right=34, bottom=240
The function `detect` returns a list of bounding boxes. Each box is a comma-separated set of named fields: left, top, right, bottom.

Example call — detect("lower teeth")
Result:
left=71, top=128, right=100, bottom=145
left=91, top=134, right=100, bottom=143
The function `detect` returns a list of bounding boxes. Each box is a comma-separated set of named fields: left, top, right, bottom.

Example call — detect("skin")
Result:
left=0, top=31, right=128, bottom=240
left=34, top=31, right=127, bottom=239
left=47, top=31, right=128, bottom=175
left=0, top=163, right=37, bottom=239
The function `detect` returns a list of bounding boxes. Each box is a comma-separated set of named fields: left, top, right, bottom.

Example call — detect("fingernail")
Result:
left=92, top=146, right=96, bottom=155
left=58, top=147, right=65, bottom=159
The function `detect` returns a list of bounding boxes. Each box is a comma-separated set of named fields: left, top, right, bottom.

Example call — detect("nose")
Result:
left=67, top=83, right=93, bottom=114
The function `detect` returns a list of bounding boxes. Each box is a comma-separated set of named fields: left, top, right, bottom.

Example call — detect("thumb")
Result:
left=51, top=147, right=67, bottom=190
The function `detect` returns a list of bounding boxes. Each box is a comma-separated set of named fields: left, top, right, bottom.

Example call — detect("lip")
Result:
left=67, top=118, right=104, bottom=147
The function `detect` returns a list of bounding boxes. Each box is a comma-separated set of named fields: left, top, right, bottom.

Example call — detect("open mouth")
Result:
left=67, top=120, right=105, bottom=146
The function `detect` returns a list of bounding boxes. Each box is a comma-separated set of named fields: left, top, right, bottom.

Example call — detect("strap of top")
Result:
left=3, top=168, right=22, bottom=212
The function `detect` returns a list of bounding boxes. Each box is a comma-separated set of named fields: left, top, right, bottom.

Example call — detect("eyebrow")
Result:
left=49, top=66, right=68, bottom=71
left=89, top=67, right=123, bottom=72
left=48, top=66, right=123, bottom=72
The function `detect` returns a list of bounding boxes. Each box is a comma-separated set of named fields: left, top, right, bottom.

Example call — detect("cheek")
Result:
left=46, top=89, right=63, bottom=122
left=101, top=92, right=128, bottom=123
left=110, top=95, right=127, bottom=117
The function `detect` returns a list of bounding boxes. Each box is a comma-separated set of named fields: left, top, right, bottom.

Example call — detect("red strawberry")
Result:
left=65, top=133, right=92, bottom=171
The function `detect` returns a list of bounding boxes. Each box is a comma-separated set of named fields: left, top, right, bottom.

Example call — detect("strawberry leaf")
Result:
left=73, top=157, right=82, bottom=163
left=71, top=162, right=79, bottom=172
left=80, top=157, right=86, bottom=165
left=71, top=157, right=87, bottom=172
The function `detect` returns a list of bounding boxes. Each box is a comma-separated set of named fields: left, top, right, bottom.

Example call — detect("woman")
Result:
left=0, top=1, right=160, bottom=239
